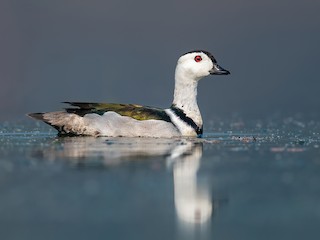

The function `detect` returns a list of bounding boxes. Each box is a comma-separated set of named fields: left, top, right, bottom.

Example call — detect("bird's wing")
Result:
left=63, top=102, right=171, bottom=122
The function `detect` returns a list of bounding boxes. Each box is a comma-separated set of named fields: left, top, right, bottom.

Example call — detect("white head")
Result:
left=175, top=50, right=230, bottom=81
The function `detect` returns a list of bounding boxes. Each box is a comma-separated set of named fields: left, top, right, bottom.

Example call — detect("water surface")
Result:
left=0, top=117, right=319, bottom=240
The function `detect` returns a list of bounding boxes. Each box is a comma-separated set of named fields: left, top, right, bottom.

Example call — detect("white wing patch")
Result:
left=83, top=112, right=181, bottom=137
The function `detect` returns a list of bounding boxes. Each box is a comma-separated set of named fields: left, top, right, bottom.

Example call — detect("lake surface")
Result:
left=0, top=116, right=320, bottom=240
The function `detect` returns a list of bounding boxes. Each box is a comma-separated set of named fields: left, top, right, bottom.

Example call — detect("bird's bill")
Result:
left=209, top=64, right=230, bottom=75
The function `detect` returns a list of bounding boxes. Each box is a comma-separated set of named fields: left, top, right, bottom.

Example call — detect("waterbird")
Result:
left=28, top=50, right=230, bottom=137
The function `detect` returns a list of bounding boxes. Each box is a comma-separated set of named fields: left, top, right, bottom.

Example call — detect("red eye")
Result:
left=194, top=55, right=202, bottom=62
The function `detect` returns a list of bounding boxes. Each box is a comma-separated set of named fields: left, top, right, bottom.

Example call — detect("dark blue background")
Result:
left=1, top=0, right=319, bottom=120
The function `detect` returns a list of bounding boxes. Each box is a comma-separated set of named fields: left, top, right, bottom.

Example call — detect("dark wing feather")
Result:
left=64, top=102, right=171, bottom=122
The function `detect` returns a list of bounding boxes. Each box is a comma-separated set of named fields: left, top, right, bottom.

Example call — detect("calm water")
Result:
left=0, top=117, right=320, bottom=240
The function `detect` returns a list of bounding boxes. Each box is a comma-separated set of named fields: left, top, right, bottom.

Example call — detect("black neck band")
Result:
left=170, top=105, right=203, bottom=135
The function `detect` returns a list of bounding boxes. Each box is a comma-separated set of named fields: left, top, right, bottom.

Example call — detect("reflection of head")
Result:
left=174, top=192, right=212, bottom=224
left=170, top=142, right=212, bottom=224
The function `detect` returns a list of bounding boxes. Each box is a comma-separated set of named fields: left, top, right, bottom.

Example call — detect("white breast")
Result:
left=165, top=109, right=198, bottom=137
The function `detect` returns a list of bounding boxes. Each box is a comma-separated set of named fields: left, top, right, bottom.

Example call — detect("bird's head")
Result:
left=176, top=50, right=230, bottom=81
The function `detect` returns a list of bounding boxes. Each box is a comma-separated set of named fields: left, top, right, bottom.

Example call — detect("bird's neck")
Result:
left=172, top=69, right=202, bottom=126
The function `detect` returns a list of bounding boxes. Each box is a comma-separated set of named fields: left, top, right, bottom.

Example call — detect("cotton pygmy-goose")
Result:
left=28, top=50, right=230, bottom=137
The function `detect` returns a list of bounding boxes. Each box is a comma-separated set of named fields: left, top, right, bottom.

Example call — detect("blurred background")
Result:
left=1, top=0, right=319, bottom=121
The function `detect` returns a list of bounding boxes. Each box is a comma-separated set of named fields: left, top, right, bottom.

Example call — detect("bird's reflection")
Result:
left=31, top=136, right=213, bottom=226
left=167, top=142, right=212, bottom=225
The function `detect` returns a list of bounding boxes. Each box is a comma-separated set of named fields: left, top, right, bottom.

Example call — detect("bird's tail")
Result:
left=27, top=112, right=46, bottom=121
left=27, top=111, right=93, bottom=136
